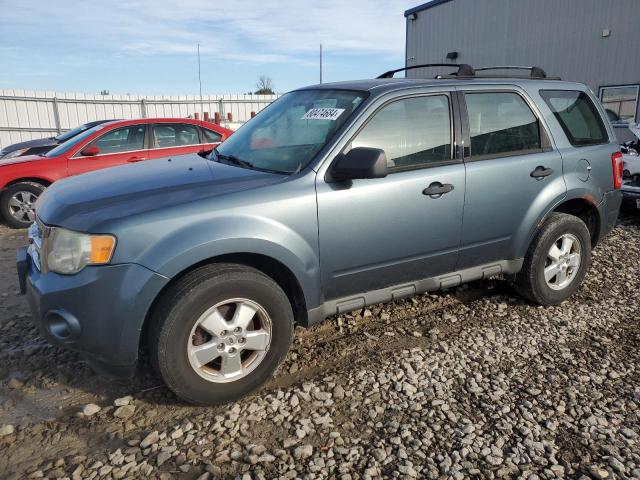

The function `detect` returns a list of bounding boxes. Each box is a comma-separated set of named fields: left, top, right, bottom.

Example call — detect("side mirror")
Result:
left=80, top=145, right=100, bottom=156
left=329, top=147, right=388, bottom=182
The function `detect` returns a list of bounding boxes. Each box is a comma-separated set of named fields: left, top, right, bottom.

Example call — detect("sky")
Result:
left=0, top=0, right=420, bottom=95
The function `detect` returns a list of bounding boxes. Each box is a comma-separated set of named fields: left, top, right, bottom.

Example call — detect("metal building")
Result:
left=404, top=0, right=640, bottom=141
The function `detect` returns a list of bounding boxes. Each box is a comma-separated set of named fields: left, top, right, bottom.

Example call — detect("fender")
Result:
left=510, top=175, right=568, bottom=260
left=134, top=214, right=322, bottom=309
left=516, top=188, right=602, bottom=258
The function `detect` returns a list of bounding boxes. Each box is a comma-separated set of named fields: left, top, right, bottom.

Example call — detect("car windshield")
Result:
left=45, top=125, right=106, bottom=157
left=213, top=89, right=367, bottom=174
left=55, top=123, right=95, bottom=142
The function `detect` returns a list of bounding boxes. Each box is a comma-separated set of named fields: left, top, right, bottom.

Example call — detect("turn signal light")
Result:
left=90, top=235, right=116, bottom=264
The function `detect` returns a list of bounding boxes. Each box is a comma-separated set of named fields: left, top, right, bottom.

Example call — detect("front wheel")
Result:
left=149, top=263, right=294, bottom=405
left=0, top=182, right=45, bottom=228
left=515, top=213, right=591, bottom=305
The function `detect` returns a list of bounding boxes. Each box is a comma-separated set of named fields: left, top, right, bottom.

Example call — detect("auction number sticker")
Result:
left=301, top=108, right=345, bottom=121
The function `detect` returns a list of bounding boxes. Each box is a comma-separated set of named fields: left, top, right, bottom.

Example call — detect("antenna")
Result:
left=197, top=43, right=203, bottom=119
left=319, top=44, right=323, bottom=84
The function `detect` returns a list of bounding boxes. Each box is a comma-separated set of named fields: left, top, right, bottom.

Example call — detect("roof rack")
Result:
left=475, top=66, right=549, bottom=78
left=378, top=63, right=561, bottom=81
left=377, top=63, right=475, bottom=79
left=438, top=65, right=561, bottom=80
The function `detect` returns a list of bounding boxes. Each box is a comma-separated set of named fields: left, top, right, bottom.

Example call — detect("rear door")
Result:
left=147, top=123, right=206, bottom=160
left=456, top=87, right=566, bottom=268
left=68, top=124, right=148, bottom=176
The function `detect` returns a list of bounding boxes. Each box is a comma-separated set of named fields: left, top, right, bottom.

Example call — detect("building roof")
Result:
left=405, top=0, right=454, bottom=17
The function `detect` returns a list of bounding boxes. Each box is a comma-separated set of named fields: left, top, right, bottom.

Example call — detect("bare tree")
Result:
left=255, top=75, right=275, bottom=95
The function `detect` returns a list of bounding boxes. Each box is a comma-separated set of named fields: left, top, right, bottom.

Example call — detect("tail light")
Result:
left=611, top=151, right=623, bottom=189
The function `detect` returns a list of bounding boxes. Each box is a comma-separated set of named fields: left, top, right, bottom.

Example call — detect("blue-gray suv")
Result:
left=17, top=65, right=623, bottom=404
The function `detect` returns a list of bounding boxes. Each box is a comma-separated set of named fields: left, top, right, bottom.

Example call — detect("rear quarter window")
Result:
left=540, top=90, right=609, bottom=146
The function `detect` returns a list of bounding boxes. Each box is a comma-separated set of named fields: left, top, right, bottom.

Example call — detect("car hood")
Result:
left=1, top=137, right=57, bottom=156
left=0, top=153, right=50, bottom=166
left=36, top=154, right=287, bottom=231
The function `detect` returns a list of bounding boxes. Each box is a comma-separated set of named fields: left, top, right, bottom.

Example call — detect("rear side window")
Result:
left=464, top=92, right=542, bottom=159
left=351, top=95, right=452, bottom=171
left=540, top=90, right=608, bottom=146
left=152, top=124, right=200, bottom=148
left=202, top=128, right=222, bottom=143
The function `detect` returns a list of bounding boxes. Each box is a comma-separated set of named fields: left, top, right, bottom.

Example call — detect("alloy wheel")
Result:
left=8, top=191, right=38, bottom=224
left=187, top=298, right=272, bottom=383
left=544, top=233, right=581, bottom=291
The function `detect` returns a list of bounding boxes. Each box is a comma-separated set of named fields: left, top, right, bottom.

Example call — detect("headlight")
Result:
left=1, top=147, right=30, bottom=159
left=45, top=227, right=116, bottom=275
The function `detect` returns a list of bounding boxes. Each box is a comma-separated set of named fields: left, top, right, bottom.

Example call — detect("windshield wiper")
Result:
left=216, top=153, right=256, bottom=170
left=212, top=148, right=291, bottom=175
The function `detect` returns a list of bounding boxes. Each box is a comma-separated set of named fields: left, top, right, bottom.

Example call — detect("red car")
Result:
left=0, top=118, right=233, bottom=228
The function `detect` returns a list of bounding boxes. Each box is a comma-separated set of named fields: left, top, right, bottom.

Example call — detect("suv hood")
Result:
left=36, top=153, right=287, bottom=231
left=1, top=137, right=56, bottom=156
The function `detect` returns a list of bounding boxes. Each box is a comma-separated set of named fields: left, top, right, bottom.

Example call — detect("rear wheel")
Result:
left=149, top=263, right=294, bottom=405
left=0, top=182, right=45, bottom=228
left=515, top=213, right=591, bottom=305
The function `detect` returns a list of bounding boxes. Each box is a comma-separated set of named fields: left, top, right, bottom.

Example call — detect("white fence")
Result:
left=0, top=90, right=279, bottom=150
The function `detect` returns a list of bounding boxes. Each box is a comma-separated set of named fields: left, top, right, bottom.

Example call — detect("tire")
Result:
left=0, top=181, right=45, bottom=229
left=515, top=213, right=591, bottom=305
left=149, top=263, right=294, bottom=405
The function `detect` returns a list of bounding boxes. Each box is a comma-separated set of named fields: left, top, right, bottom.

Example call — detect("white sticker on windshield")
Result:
left=301, top=108, right=345, bottom=121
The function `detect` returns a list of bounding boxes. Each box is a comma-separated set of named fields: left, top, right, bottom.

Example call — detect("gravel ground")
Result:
left=0, top=211, right=639, bottom=479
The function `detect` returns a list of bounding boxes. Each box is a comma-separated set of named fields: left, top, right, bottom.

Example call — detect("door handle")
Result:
left=530, top=166, right=554, bottom=179
left=127, top=156, right=144, bottom=163
left=422, top=182, right=454, bottom=197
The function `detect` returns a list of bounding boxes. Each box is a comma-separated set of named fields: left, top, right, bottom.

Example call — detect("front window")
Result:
left=351, top=95, right=452, bottom=171
left=214, top=89, right=367, bottom=174
left=599, top=85, right=639, bottom=126
left=87, top=125, right=145, bottom=154
left=45, top=125, right=105, bottom=157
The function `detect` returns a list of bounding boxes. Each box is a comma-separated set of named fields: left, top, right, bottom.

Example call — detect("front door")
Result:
left=316, top=93, right=466, bottom=300
left=456, top=89, right=567, bottom=268
left=69, top=124, right=148, bottom=176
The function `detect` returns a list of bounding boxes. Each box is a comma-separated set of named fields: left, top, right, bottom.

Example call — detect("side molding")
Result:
left=306, top=258, right=523, bottom=326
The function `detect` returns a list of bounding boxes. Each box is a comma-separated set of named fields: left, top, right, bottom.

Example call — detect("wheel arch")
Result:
left=140, top=252, right=310, bottom=353
left=3, top=177, right=53, bottom=189
left=551, top=197, right=601, bottom=248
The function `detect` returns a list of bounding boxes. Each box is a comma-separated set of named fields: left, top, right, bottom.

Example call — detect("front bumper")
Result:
left=17, top=248, right=169, bottom=376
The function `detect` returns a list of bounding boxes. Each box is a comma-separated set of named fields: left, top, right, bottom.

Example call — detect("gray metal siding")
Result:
left=405, top=0, right=640, bottom=140
left=407, top=0, right=639, bottom=87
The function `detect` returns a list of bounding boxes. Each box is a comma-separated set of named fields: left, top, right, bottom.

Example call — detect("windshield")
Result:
left=55, top=123, right=95, bottom=142
left=214, top=89, right=367, bottom=174
left=46, top=124, right=106, bottom=157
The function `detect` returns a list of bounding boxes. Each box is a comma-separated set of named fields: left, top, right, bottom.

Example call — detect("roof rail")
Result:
left=473, top=66, right=552, bottom=79
left=377, top=63, right=475, bottom=79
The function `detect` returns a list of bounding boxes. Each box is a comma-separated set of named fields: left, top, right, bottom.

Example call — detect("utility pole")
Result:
left=319, top=43, right=323, bottom=84
left=197, top=43, right=203, bottom=118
